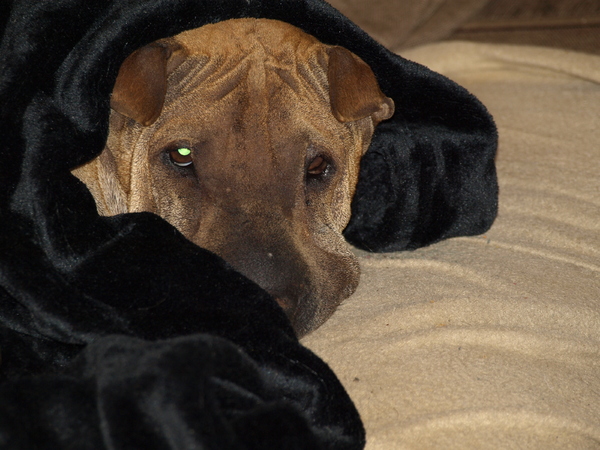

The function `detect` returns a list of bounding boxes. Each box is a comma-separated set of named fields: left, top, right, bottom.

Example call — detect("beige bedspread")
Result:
left=303, top=42, right=600, bottom=448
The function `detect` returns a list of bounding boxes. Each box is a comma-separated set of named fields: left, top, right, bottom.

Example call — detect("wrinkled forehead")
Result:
left=166, top=19, right=331, bottom=108
left=174, top=18, right=326, bottom=67
left=176, top=19, right=319, bottom=55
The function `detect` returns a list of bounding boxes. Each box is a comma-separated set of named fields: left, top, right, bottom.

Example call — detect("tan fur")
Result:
left=72, top=19, right=394, bottom=336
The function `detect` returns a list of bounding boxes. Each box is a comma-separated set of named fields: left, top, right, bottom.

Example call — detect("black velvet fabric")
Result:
left=0, top=0, right=497, bottom=448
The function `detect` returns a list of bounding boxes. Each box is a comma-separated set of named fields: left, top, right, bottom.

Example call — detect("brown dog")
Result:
left=72, top=18, right=394, bottom=336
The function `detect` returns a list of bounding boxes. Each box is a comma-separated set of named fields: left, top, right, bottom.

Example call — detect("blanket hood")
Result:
left=0, top=0, right=497, bottom=448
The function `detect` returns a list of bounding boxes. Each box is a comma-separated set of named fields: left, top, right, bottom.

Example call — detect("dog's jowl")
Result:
left=73, top=18, right=394, bottom=336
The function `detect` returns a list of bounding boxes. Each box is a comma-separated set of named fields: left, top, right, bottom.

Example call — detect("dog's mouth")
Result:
left=270, top=289, right=306, bottom=330
left=274, top=296, right=296, bottom=313
left=227, top=244, right=361, bottom=337
left=273, top=272, right=359, bottom=338
left=274, top=293, right=317, bottom=338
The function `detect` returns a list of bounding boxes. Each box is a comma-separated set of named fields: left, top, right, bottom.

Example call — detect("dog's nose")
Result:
left=217, top=243, right=311, bottom=319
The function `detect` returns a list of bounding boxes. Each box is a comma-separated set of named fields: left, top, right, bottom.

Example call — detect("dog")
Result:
left=72, top=18, right=394, bottom=336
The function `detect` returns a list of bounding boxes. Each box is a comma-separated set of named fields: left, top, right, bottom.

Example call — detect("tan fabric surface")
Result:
left=326, top=0, right=489, bottom=50
left=448, top=0, right=600, bottom=55
left=303, top=42, right=600, bottom=448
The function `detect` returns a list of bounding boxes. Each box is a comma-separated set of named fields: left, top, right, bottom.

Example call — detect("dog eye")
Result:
left=307, top=155, right=329, bottom=177
left=169, top=147, right=193, bottom=167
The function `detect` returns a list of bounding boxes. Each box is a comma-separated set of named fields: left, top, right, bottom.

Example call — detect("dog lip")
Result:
left=274, top=296, right=297, bottom=314
left=273, top=294, right=308, bottom=331
left=275, top=292, right=322, bottom=337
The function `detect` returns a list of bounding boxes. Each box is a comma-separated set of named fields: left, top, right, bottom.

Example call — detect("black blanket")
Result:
left=0, top=0, right=498, bottom=448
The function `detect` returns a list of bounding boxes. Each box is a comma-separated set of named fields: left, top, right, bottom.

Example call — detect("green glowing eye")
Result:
left=168, top=146, right=193, bottom=167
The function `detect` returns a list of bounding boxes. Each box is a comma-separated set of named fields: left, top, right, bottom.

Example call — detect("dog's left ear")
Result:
left=327, top=46, right=394, bottom=124
left=110, top=41, right=187, bottom=126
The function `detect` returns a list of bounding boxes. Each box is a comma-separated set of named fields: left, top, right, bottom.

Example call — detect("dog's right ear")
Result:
left=110, top=41, right=187, bottom=126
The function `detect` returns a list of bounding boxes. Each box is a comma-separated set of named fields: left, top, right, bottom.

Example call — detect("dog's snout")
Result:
left=222, top=243, right=310, bottom=308
left=202, top=222, right=359, bottom=336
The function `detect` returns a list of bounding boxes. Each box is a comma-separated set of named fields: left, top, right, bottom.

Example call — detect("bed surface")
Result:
left=328, top=0, right=600, bottom=54
left=304, top=3, right=600, bottom=447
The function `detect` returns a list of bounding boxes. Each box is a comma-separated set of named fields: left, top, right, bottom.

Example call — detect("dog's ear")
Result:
left=110, top=41, right=187, bottom=126
left=327, top=46, right=394, bottom=124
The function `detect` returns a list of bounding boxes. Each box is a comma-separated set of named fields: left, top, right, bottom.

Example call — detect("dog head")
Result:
left=73, top=19, right=394, bottom=336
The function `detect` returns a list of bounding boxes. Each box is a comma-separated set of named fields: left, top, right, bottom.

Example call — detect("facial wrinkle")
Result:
left=166, top=54, right=252, bottom=111
left=244, top=46, right=279, bottom=166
